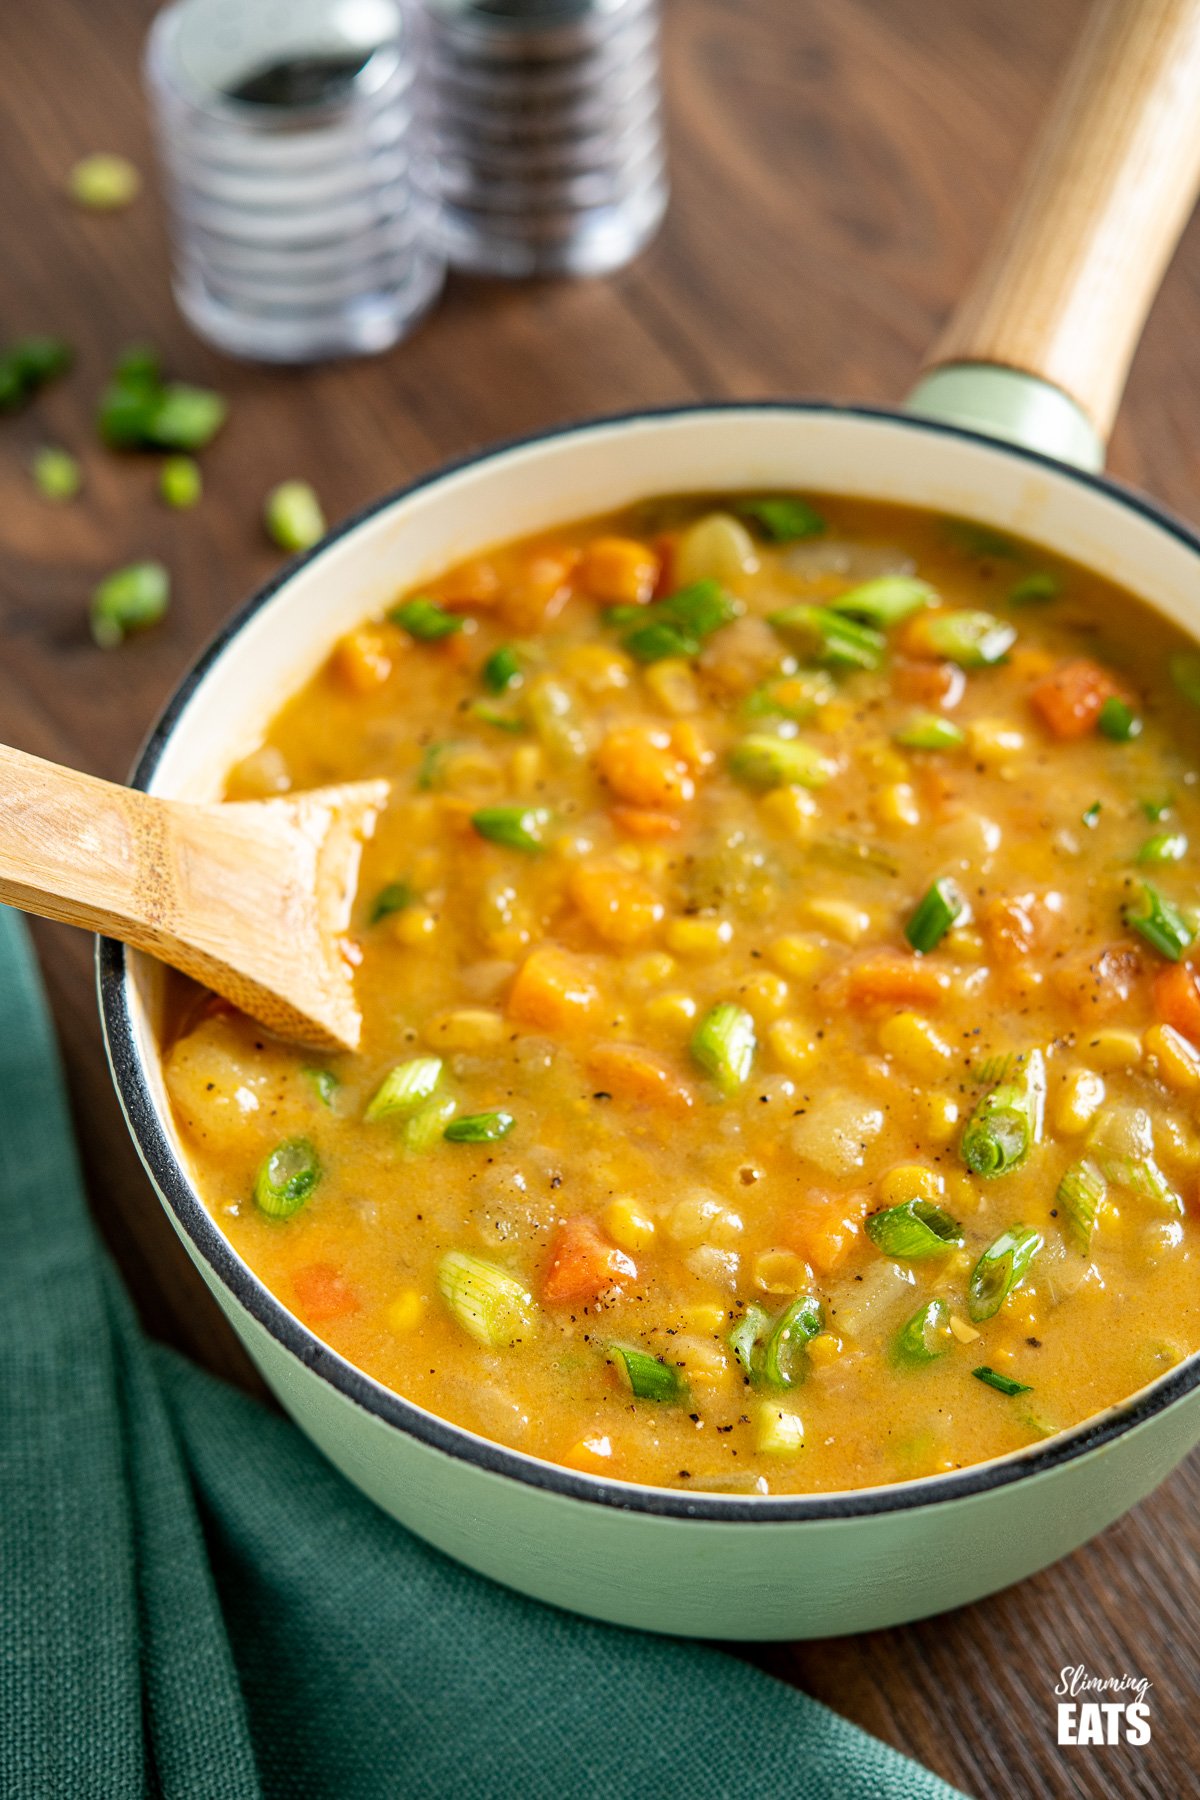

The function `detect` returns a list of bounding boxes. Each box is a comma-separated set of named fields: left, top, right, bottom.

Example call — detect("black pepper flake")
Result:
left=593, top=1091, right=613, bottom=1102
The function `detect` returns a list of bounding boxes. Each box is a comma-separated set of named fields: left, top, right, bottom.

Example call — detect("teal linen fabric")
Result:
left=0, top=906, right=968, bottom=1800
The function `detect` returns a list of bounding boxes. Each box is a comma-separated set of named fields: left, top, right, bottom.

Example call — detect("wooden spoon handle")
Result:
left=921, top=0, right=1200, bottom=441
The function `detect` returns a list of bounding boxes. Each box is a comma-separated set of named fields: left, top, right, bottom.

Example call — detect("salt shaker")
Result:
left=423, top=0, right=668, bottom=278
left=144, top=0, right=444, bottom=362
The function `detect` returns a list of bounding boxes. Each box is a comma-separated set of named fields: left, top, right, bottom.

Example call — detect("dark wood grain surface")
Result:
left=2, top=2, right=1198, bottom=1795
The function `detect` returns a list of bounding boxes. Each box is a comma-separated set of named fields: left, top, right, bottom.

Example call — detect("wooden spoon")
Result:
left=0, top=743, right=388, bottom=1051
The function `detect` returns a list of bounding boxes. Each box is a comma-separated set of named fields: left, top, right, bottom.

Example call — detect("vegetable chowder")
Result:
left=164, top=494, right=1200, bottom=1494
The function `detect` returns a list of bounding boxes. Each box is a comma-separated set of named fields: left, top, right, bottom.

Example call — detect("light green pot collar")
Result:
left=906, top=364, right=1105, bottom=472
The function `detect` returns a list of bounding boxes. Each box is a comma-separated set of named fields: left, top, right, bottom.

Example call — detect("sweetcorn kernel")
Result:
left=671, top=1335, right=732, bottom=1390
left=333, top=626, right=394, bottom=693
left=644, top=991, right=699, bottom=1029
left=923, top=1092, right=960, bottom=1143
left=644, top=658, right=701, bottom=716
left=798, top=897, right=871, bottom=943
left=1054, top=1067, right=1106, bottom=1135
left=604, top=1198, right=656, bottom=1253
left=578, top=535, right=658, bottom=605
left=626, top=951, right=676, bottom=989
left=740, top=970, right=790, bottom=1018
left=391, top=906, right=438, bottom=945
left=1081, top=1028, right=1143, bottom=1071
left=878, top=1010, right=953, bottom=1079
left=768, top=1018, right=817, bottom=1074
left=666, top=917, right=733, bottom=957
left=510, top=742, right=544, bottom=794
left=426, top=1008, right=505, bottom=1050
left=875, top=782, right=921, bottom=829
left=967, top=719, right=1027, bottom=764
left=766, top=935, right=826, bottom=979
left=949, top=1313, right=981, bottom=1345
left=753, top=1248, right=812, bottom=1294
left=1145, top=1023, right=1200, bottom=1092
left=561, top=1433, right=614, bottom=1472
left=683, top=1302, right=727, bottom=1335
left=759, top=785, right=820, bottom=838
left=386, top=1290, right=425, bottom=1333
left=806, top=1332, right=843, bottom=1368
left=878, top=1162, right=943, bottom=1206
left=560, top=642, right=632, bottom=693
left=670, top=719, right=713, bottom=771
left=815, top=700, right=853, bottom=734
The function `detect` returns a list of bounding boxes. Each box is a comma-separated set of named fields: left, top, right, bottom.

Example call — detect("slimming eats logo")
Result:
left=1055, top=1665, right=1152, bottom=1745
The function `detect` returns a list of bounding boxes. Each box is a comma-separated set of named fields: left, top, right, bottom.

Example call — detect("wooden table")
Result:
left=3, top=1, right=1198, bottom=1794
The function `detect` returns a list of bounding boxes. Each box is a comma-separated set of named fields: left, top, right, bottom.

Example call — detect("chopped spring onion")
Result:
left=905, top=877, right=965, bottom=954
left=893, top=1298, right=953, bottom=1365
left=1123, top=881, right=1193, bottom=961
left=768, top=603, right=885, bottom=671
left=404, top=1095, right=457, bottom=1151
left=1082, top=801, right=1102, bottom=830
left=1141, top=795, right=1173, bottom=822
left=1057, top=1158, right=1106, bottom=1252
left=728, top=1304, right=772, bottom=1379
left=90, top=561, right=170, bottom=648
left=253, top=1137, right=321, bottom=1219
left=691, top=1002, right=756, bottom=1093
left=621, top=579, right=741, bottom=662
left=160, top=455, right=202, bottom=510
left=1008, top=571, right=1062, bottom=605
left=526, top=678, right=589, bottom=760
left=371, top=880, right=414, bottom=922
left=736, top=496, right=825, bottom=541
left=31, top=446, right=81, bottom=502
left=438, top=1251, right=534, bottom=1347
left=960, top=1050, right=1045, bottom=1178
left=364, top=1057, right=442, bottom=1122
left=1138, top=832, right=1187, bottom=866
left=921, top=610, right=1015, bottom=667
left=482, top=645, right=523, bottom=693
left=760, top=1294, right=823, bottom=1389
left=828, top=575, right=937, bottom=627
left=444, top=1110, right=515, bottom=1143
left=967, top=1225, right=1043, bottom=1322
left=754, top=1400, right=805, bottom=1455
left=471, top=805, right=553, bottom=852
left=972, top=1366, right=1032, bottom=1397
left=133, top=384, right=227, bottom=452
left=810, top=834, right=900, bottom=879
left=302, top=1067, right=339, bottom=1109
left=1169, top=651, right=1200, bottom=708
left=895, top=713, right=965, bottom=751
left=1086, top=1109, right=1183, bottom=1215
left=390, top=595, right=463, bottom=640
left=263, top=479, right=326, bottom=551
left=742, top=672, right=834, bottom=722
left=942, top=518, right=1017, bottom=560
left=1097, top=696, right=1142, bottom=741
left=728, top=733, right=833, bottom=791
left=609, top=1342, right=687, bottom=1402
left=69, top=152, right=141, bottom=210
left=470, top=701, right=526, bottom=733
left=417, top=741, right=455, bottom=791
left=0, top=335, right=73, bottom=411
left=866, top=1200, right=963, bottom=1259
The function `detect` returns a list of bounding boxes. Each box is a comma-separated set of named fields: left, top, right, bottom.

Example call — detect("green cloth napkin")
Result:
left=0, top=906, right=967, bottom=1800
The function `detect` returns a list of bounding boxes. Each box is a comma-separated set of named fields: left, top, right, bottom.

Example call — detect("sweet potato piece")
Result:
left=542, top=1216, right=636, bottom=1304
left=587, top=1043, right=695, bottom=1114
left=569, top=861, right=665, bottom=946
left=787, top=1190, right=870, bottom=1277
left=499, top=548, right=579, bottom=631
left=597, top=725, right=695, bottom=809
left=892, top=657, right=965, bottom=710
left=508, top=947, right=601, bottom=1032
left=1029, top=659, right=1121, bottom=740
left=293, top=1263, right=359, bottom=1322
left=1051, top=942, right=1141, bottom=1020
left=610, top=806, right=681, bottom=839
left=981, top=892, right=1055, bottom=965
left=1154, top=963, right=1200, bottom=1045
left=578, top=536, right=659, bottom=605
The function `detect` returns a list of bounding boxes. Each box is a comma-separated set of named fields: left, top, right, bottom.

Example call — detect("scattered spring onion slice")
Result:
left=609, top=1342, right=687, bottom=1402
left=810, top=834, right=900, bottom=879
left=1123, top=881, right=1193, bottom=961
left=866, top=1200, right=963, bottom=1259
left=728, top=1304, right=772, bottom=1379
left=417, top=741, right=456, bottom=791
left=893, top=1298, right=953, bottom=1365
left=160, top=454, right=201, bottom=509
left=68, top=152, right=141, bottom=210
left=1082, top=801, right=1102, bottom=830
left=404, top=1095, right=457, bottom=1151
left=444, top=1110, right=515, bottom=1144
left=482, top=645, right=522, bottom=693
left=1097, top=696, right=1142, bottom=741
left=90, top=560, right=170, bottom=648
left=620, top=579, right=741, bottom=663
left=755, top=1400, right=805, bottom=1455
left=760, top=1295, right=823, bottom=1389
left=31, top=446, right=81, bottom=502
left=905, top=877, right=964, bottom=954
left=960, top=1050, right=1045, bottom=1178
left=828, top=576, right=937, bottom=627
left=253, top=1137, right=320, bottom=1219
left=736, top=496, right=825, bottom=541
left=972, top=1366, right=1032, bottom=1397
left=1057, top=1158, right=1106, bottom=1252
left=768, top=603, right=885, bottom=671
left=742, top=672, right=834, bottom=722
left=0, top=336, right=73, bottom=412
left=371, top=880, right=414, bottom=922
left=98, top=347, right=227, bottom=452
left=1169, top=650, right=1200, bottom=708
left=1138, top=832, right=1187, bottom=866
left=470, top=701, right=526, bottom=733
left=471, top=805, right=553, bottom=852
left=895, top=713, right=964, bottom=751
left=390, top=595, right=463, bottom=640
left=690, top=1002, right=756, bottom=1094
left=438, top=1251, right=534, bottom=1347
left=728, top=734, right=833, bottom=791
left=302, top=1067, right=339, bottom=1109
left=1008, top=571, right=1062, bottom=605
left=264, top=480, right=326, bottom=552
left=364, top=1057, right=442, bottom=1122
left=967, top=1225, right=1043, bottom=1322
left=1141, top=795, right=1173, bottom=822
left=920, top=610, right=1015, bottom=668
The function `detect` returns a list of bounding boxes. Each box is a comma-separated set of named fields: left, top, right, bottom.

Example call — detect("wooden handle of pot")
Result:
left=922, top=0, right=1200, bottom=442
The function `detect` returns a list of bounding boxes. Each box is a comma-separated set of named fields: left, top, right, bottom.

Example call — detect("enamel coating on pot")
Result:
left=100, top=404, right=1200, bottom=1638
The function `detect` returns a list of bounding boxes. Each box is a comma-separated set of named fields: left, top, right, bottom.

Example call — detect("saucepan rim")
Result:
left=99, top=399, right=1200, bottom=1524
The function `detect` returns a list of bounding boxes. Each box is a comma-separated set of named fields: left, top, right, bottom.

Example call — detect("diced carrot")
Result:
left=292, top=1262, right=359, bottom=1322
left=1050, top=942, right=1141, bottom=1019
left=1154, top=963, right=1200, bottom=1044
left=1028, top=658, right=1121, bottom=740
left=587, top=1042, right=695, bottom=1114
left=651, top=533, right=677, bottom=598
left=834, top=954, right=953, bottom=1009
left=507, top=946, right=601, bottom=1032
left=787, top=1191, right=870, bottom=1277
left=332, top=626, right=396, bottom=693
left=578, top=536, right=659, bottom=606
left=569, top=861, right=665, bottom=946
left=542, top=1216, right=636, bottom=1304
left=610, top=806, right=681, bottom=839
left=597, top=725, right=695, bottom=808
left=499, top=548, right=579, bottom=631
left=892, top=657, right=965, bottom=710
